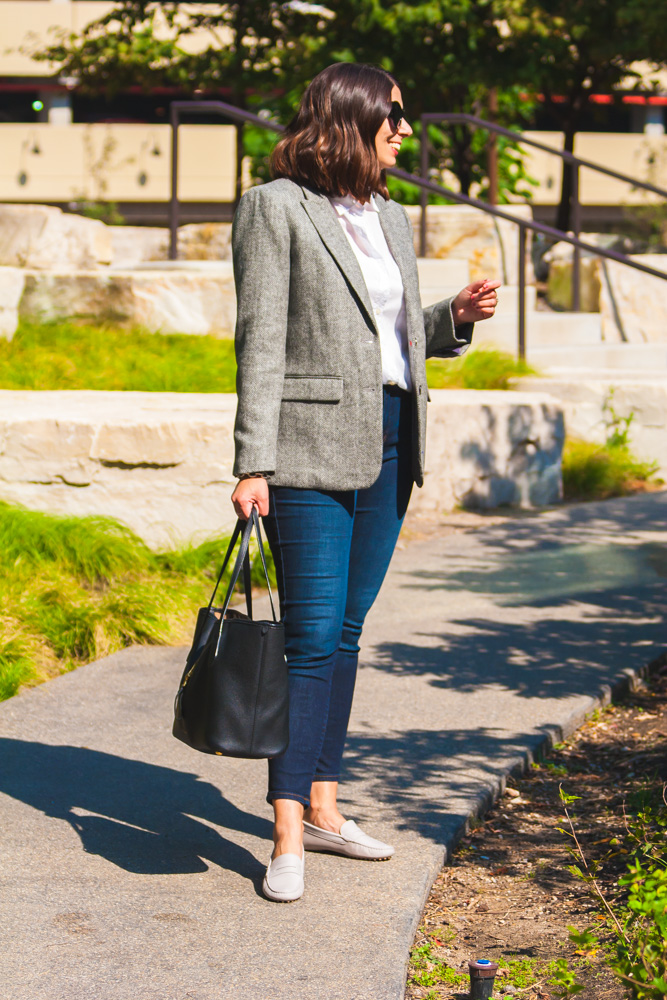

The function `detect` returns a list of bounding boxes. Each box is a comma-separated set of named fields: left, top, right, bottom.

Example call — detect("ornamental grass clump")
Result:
left=0, top=502, right=273, bottom=701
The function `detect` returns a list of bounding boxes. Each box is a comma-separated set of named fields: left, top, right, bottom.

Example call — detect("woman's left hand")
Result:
left=453, top=279, right=501, bottom=325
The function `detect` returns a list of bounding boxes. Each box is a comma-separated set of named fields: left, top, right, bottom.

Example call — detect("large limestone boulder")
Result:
left=405, top=204, right=534, bottom=284
left=546, top=257, right=602, bottom=313
left=109, top=227, right=169, bottom=269
left=108, top=223, right=232, bottom=268
left=0, top=204, right=113, bottom=269
left=419, top=389, right=564, bottom=510
left=177, top=222, right=232, bottom=261
left=0, top=389, right=564, bottom=545
left=0, top=267, right=25, bottom=340
left=19, top=264, right=236, bottom=335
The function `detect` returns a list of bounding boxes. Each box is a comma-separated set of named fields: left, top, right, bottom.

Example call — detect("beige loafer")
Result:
left=262, top=851, right=305, bottom=902
left=302, top=819, right=394, bottom=860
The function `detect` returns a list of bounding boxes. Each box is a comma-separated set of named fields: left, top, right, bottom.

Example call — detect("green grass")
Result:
left=1, top=322, right=531, bottom=394
left=0, top=501, right=274, bottom=700
left=562, top=439, right=661, bottom=501
left=426, top=348, right=536, bottom=390
left=0, top=320, right=237, bottom=392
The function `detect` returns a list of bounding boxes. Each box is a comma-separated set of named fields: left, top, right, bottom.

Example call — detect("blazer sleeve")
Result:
left=423, top=298, right=474, bottom=360
left=232, top=185, right=290, bottom=477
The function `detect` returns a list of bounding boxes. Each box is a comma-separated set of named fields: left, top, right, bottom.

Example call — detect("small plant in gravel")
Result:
left=556, top=782, right=667, bottom=998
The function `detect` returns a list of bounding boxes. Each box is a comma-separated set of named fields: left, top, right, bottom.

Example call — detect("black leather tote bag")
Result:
left=173, top=508, right=288, bottom=758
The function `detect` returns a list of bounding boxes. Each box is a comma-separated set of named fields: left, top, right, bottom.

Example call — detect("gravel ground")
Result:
left=405, top=660, right=667, bottom=1000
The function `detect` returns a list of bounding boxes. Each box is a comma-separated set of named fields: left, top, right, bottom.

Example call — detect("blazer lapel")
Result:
left=378, top=197, right=423, bottom=347
left=301, top=190, right=378, bottom=333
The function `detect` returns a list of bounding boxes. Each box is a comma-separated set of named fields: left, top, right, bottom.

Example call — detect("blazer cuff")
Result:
left=424, top=296, right=474, bottom=359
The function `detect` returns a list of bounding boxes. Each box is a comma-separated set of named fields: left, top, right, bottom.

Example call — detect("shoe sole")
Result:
left=303, top=845, right=393, bottom=861
left=262, top=879, right=303, bottom=902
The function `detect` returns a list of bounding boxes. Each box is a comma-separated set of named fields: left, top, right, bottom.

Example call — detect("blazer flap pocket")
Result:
left=282, top=375, right=343, bottom=403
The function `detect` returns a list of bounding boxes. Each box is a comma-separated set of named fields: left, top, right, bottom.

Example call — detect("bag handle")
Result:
left=208, top=508, right=277, bottom=623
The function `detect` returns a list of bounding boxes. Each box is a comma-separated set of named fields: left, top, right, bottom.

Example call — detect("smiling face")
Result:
left=374, top=85, right=413, bottom=169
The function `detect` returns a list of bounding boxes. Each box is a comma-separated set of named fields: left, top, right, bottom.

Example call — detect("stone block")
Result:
left=177, top=222, right=232, bottom=261
left=599, top=254, right=667, bottom=344
left=108, top=223, right=232, bottom=268
left=18, top=266, right=236, bottom=335
left=0, top=204, right=113, bottom=269
left=0, top=389, right=564, bottom=546
left=416, top=389, right=564, bottom=511
left=546, top=257, right=602, bottom=312
left=109, top=227, right=169, bottom=269
left=405, top=204, right=534, bottom=284
left=0, top=267, right=24, bottom=340
left=518, top=374, right=667, bottom=477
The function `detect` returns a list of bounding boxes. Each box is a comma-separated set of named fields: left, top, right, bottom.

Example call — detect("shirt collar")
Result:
left=329, top=193, right=380, bottom=218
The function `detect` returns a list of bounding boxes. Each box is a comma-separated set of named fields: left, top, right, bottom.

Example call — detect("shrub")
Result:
left=562, top=439, right=660, bottom=501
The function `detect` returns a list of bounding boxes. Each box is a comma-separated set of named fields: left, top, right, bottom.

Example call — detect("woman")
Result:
left=231, top=63, right=499, bottom=902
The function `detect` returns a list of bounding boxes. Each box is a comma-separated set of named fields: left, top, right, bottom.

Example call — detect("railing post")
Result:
left=518, top=225, right=526, bottom=362
left=169, top=104, right=180, bottom=261
left=571, top=163, right=581, bottom=311
left=420, top=116, right=428, bottom=258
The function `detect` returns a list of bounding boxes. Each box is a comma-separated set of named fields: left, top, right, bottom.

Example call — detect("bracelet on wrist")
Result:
left=238, top=472, right=268, bottom=481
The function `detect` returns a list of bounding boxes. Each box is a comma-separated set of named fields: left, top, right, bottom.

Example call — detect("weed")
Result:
left=557, top=783, right=667, bottom=999
left=426, top=348, right=537, bottom=391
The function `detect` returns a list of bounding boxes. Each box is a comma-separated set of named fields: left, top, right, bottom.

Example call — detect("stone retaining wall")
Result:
left=0, top=389, right=563, bottom=547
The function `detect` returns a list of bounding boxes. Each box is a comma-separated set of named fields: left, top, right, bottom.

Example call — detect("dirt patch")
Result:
left=405, top=663, right=667, bottom=999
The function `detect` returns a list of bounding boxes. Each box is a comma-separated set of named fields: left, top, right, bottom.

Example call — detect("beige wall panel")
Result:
left=0, top=124, right=86, bottom=202
left=0, top=123, right=236, bottom=202
left=83, top=125, right=173, bottom=202
left=519, top=131, right=667, bottom=206
left=575, top=133, right=667, bottom=205
left=517, top=131, right=564, bottom=207
left=177, top=125, right=236, bottom=201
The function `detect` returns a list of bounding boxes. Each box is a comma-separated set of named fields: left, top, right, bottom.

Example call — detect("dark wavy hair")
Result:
left=271, top=63, right=399, bottom=202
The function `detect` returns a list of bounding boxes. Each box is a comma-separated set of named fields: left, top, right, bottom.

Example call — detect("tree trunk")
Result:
left=556, top=120, right=577, bottom=233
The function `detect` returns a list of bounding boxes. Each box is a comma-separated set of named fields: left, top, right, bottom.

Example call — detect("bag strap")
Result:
left=211, top=508, right=278, bottom=624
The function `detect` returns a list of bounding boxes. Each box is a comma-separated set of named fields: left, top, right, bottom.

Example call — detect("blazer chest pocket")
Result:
left=281, top=375, right=343, bottom=403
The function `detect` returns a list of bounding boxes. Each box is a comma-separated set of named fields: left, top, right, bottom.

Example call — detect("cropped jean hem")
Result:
left=266, top=790, right=310, bottom=807
left=312, top=774, right=340, bottom=782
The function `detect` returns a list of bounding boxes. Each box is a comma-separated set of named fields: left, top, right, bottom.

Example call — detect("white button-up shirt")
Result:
left=329, top=193, right=412, bottom=391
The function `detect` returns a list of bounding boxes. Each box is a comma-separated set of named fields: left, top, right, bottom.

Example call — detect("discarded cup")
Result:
left=469, top=958, right=499, bottom=999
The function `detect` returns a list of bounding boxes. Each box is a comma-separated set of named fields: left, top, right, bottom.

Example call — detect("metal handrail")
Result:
left=419, top=112, right=667, bottom=310
left=169, top=99, right=667, bottom=359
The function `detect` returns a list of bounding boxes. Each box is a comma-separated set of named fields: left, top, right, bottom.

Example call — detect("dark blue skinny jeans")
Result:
left=262, top=385, right=414, bottom=806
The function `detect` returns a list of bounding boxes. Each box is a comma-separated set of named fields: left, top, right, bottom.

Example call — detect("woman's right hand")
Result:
left=231, top=477, right=270, bottom=519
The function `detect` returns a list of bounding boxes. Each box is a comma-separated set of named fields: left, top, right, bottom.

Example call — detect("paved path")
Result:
left=1, top=493, right=666, bottom=1000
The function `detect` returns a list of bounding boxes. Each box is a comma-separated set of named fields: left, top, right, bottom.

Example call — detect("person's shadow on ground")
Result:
left=0, top=739, right=271, bottom=884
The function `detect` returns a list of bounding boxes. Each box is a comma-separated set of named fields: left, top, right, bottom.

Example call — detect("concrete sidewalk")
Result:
left=1, top=492, right=666, bottom=1000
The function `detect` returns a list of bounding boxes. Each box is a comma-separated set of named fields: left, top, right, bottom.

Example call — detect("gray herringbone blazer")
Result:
left=232, top=178, right=472, bottom=490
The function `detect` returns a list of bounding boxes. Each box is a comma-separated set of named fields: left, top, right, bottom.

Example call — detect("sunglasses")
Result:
left=387, top=101, right=405, bottom=132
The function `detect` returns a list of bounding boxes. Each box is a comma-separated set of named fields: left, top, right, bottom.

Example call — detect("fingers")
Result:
left=231, top=479, right=270, bottom=520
